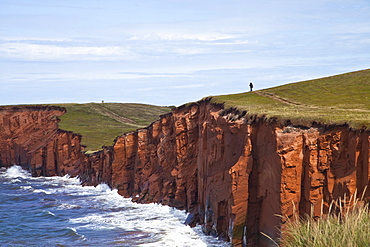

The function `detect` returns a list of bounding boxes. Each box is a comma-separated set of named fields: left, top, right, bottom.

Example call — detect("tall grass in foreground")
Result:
left=281, top=194, right=370, bottom=247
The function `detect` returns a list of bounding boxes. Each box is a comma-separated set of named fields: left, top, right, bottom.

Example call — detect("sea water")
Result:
left=0, top=166, right=230, bottom=247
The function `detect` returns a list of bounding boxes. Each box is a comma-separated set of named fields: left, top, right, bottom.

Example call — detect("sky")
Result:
left=1, top=0, right=369, bottom=106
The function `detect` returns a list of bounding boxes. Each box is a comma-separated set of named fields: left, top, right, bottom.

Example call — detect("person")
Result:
left=249, top=82, right=253, bottom=92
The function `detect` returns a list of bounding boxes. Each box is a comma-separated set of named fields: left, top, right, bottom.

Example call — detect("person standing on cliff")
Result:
left=249, top=82, right=253, bottom=92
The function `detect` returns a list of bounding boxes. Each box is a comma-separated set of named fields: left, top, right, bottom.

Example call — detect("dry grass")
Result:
left=281, top=191, right=370, bottom=247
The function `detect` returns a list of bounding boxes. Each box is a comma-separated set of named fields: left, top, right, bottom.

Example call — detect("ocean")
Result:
left=0, top=166, right=230, bottom=247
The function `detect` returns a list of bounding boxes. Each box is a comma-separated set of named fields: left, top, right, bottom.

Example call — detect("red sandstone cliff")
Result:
left=0, top=106, right=83, bottom=176
left=1, top=102, right=369, bottom=246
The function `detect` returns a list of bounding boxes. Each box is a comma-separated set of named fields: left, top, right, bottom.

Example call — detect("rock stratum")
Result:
left=1, top=101, right=369, bottom=246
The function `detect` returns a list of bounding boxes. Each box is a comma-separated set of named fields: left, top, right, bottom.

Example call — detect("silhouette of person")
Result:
left=249, top=82, right=253, bottom=92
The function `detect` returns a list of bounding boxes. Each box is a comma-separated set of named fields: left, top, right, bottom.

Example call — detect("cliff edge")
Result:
left=1, top=101, right=369, bottom=246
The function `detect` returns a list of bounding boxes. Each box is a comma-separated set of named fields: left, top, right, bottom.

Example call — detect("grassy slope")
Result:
left=20, top=69, right=367, bottom=152
left=55, top=103, right=172, bottom=152
left=211, top=69, right=370, bottom=129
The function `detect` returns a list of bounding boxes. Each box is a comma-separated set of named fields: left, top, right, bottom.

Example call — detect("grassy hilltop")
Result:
left=211, top=68, right=370, bottom=129
left=55, top=68, right=369, bottom=152
left=55, top=103, right=172, bottom=153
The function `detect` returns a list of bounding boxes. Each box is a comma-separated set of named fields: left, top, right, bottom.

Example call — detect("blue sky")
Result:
left=1, top=0, right=369, bottom=106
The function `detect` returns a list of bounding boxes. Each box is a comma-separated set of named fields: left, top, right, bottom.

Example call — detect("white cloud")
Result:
left=1, top=37, right=76, bottom=42
left=173, top=84, right=205, bottom=89
left=0, top=69, right=196, bottom=83
left=128, top=32, right=237, bottom=41
left=0, top=42, right=135, bottom=61
left=0, top=33, right=251, bottom=61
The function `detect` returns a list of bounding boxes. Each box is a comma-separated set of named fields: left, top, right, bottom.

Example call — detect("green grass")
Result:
left=54, top=103, right=172, bottom=152
left=211, top=68, right=370, bottom=129
left=8, top=69, right=368, bottom=152
left=281, top=196, right=370, bottom=246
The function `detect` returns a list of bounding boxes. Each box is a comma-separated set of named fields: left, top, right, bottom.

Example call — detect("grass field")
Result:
left=54, top=103, right=172, bottom=152
left=51, top=69, right=369, bottom=152
left=211, top=68, right=370, bottom=129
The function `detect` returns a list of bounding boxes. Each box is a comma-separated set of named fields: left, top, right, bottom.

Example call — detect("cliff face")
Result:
left=82, top=101, right=370, bottom=246
left=0, top=106, right=83, bottom=177
left=1, top=102, right=369, bottom=246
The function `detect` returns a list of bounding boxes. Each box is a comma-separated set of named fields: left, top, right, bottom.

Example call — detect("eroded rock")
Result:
left=1, top=102, right=370, bottom=246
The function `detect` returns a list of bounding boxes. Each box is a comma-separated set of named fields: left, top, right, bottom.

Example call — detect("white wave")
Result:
left=47, top=210, right=56, bottom=216
left=95, top=183, right=112, bottom=192
left=58, top=203, right=82, bottom=210
left=10, top=178, right=22, bottom=183
left=0, top=168, right=230, bottom=246
left=66, top=227, right=87, bottom=241
left=192, top=225, right=231, bottom=247
left=141, top=225, right=209, bottom=247
left=20, top=185, right=33, bottom=190
left=69, top=227, right=77, bottom=233
left=37, top=174, right=80, bottom=184
left=61, top=185, right=108, bottom=196
left=33, top=189, right=53, bottom=194
left=67, top=186, right=230, bottom=247
left=69, top=214, right=118, bottom=230
left=3, top=165, right=31, bottom=179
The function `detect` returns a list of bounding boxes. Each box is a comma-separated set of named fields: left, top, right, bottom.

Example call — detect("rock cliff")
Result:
left=1, top=102, right=369, bottom=246
left=0, top=106, right=83, bottom=176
